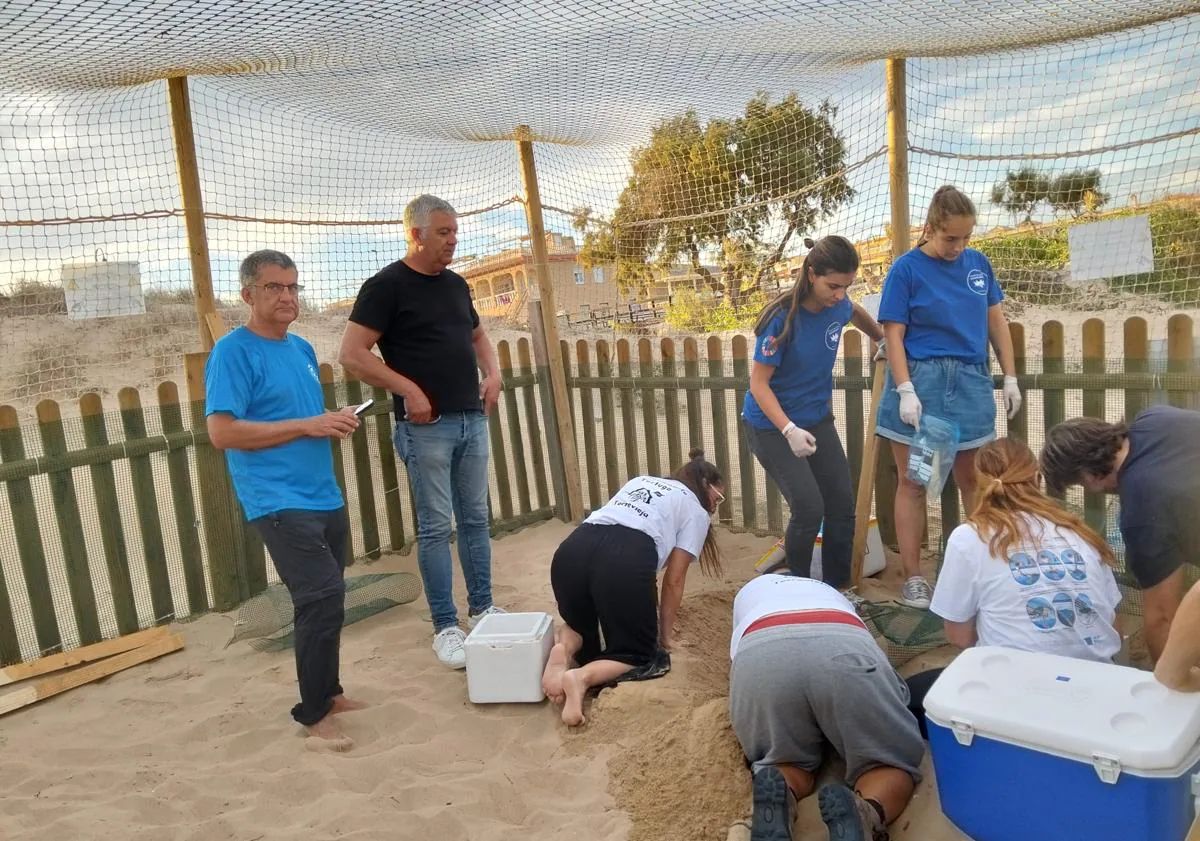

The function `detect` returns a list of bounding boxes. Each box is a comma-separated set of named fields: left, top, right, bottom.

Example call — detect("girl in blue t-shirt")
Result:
left=876, top=185, right=1021, bottom=609
left=742, top=236, right=884, bottom=589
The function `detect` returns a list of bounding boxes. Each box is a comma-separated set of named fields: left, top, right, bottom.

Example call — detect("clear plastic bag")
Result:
left=906, top=414, right=960, bottom=496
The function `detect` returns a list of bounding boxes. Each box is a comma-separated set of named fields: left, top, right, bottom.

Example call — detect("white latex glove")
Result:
left=873, top=338, right=887, bottom=362
left=781, top=422, right=817, bottom=458
left=1003, top=375, right=1022, bottom=419
left=896, top=381, right=922, bottom=428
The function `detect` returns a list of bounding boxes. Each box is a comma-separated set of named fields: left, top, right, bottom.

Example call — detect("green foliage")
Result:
left=663, top=288, right=768, bottom=333
left=574, top=93, right=852, bottom=303
left=990, top=167, right=1109, bottom=222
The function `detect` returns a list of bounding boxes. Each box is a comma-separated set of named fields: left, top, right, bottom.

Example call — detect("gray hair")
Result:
left=239, top=250, right=296, bottom=288
left=405, top=194, right=457, bottom=234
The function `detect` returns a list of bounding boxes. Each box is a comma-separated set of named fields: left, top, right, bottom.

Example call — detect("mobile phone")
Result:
left=353, top=398, right=374, bottom=417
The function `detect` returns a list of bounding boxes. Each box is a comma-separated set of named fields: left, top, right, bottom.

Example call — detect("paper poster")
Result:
left=60, top=260, right=144, bottom=320
left=1067, top=215, right=1154, bottom=285
left=860, top=291, right=882, bottom=320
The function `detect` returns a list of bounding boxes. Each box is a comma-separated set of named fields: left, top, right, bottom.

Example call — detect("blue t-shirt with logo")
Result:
left=877, top=247, right=1003, bottom=363
left=205, top=327, right=343, bottom=521
left=742, top=298, right=852, bottom=429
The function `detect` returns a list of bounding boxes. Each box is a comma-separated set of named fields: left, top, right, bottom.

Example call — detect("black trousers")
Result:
left=251, top=507, right=350, bottom=726
left=550, top=523, right=659, bottom=668
left=744, top=416, right=856, bottom=589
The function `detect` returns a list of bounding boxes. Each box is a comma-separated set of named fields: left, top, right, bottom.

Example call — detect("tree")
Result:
left=990, top=167, right=1052, bottom=224
left=1049, top=168, right=1108, bottom=217
left=572, top=93, right=852, bottom=305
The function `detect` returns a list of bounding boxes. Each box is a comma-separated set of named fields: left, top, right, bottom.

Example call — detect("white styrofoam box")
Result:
left=925, top=646, right=1200, bottom=841
left=464, top=612, right=554, bottom=704
left=754, top=519, right=886, bottom=579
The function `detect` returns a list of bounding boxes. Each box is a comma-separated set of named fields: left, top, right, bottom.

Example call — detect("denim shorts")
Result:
left=876, top=357, right=997, bottom=451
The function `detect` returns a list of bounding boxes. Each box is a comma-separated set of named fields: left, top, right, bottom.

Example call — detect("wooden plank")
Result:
left=344, top=376, right=382, bottom=560
left=204, top=310, right=226, bottom=344
left=37, top=399, right=102, bottom=646
left=518, top=338, right=551, bottom=511
left=1042, top=322, right=1066, bottom=500
left=529, top=300, right=571, bottom=520
left=118, top=387, right=175, bottom=624
left=683, top=338, right=703, bottom=451
left=319, top=364, right=353, bottom=565
left=0, top=626, right=168, bottom=686
left=0, top=405, right=59, bottom=656
left=596, top=340, right=622, bottom=499
left=0, top=632, right=183, bottom=718
left=1168, top=315, right=1195, bottom=410
left=638, top=339, right=662, bottom=477
left=185, top=351, right=245, bottom=610
left=661, top=339, right=684, bottom=472
left=1081, top=320, right=1107, bottom=534
left=79, top=393, right=138, bottom=636
left=500, top=342, right=532, bottom=516
left=1008, top=323, right=1028, bottom=442
left=371, top=385, right=406, bottom=550
left=1123, top=318, right=1150, bottom=425
left=618, top=339, right=640, bottom=478
left=488, top=392, right=514, bottom=522
left=939, top=474, right=960, bottom=556
left=576, top=341, right=602, bottom=512
left=157, top=381, right=208, bottom=615
left=707, top=337, right=733, bottom=525
left=732, top=336, right=756, bottom=529
left=851, top=358, right=888, bottom=586
left=843, top=332, right=866, bottom=492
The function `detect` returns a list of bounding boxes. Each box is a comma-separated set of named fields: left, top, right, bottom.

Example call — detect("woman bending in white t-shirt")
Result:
left=930, top=438, right=1122, bottom=662
left=541, top=451, right=724, bottom=726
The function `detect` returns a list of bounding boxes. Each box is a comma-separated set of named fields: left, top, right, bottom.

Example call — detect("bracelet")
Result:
left=781, top=422, right=796, bottom=436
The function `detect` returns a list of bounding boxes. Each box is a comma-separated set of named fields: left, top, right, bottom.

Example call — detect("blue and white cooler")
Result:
left=924, top=646, right=1200, bottom=841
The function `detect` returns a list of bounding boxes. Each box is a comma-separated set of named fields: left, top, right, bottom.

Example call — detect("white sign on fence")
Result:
left=1066, top=214, right=1154, bottom=285
left=60, top=260, right=144, bottom=320
left=860, top=291, right=882, bottom=320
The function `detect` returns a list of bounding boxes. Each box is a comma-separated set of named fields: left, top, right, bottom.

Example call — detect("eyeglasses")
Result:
left=257, top=282, right=304, bottom=295
left=713, top=489, right=726, bottom=506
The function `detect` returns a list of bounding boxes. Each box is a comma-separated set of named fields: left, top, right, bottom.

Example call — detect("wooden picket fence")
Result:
left=2, top=317, right=1199, bottom=665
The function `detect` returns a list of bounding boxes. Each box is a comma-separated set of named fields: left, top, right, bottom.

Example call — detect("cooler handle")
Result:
left=1092, top=752, right=1122, bottom=785
left=950, top=718, right=975, bottom=747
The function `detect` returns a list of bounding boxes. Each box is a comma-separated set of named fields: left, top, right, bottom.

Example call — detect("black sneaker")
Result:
left=750, top=766, right=793, bottom=841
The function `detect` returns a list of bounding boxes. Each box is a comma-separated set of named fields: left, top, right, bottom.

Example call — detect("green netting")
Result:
left=228, top=572, right=422, bottom=652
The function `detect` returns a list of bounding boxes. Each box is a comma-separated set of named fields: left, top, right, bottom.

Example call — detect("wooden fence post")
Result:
left=158, top=381, right=209, bottom=614
left=529, top=299, right=571, bottom=521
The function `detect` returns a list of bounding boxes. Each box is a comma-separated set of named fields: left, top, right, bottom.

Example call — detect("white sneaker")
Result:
left=467, top=605, right=506, bottom=629
left=433, top=626, right=467, bottom=669
left=841, top=587, right=869, bottom=615
left=899, top=576, right=933, bottom=609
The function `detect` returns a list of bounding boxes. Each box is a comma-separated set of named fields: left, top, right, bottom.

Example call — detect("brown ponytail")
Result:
left=917, top=185, right=977, bottom=247
left=670, top=449, right=724, bottom=576
left=752, top=235, right=860, bottom=349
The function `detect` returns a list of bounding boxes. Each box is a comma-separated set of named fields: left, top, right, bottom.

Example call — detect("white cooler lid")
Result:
left=924, top=646, right=1200, bottom=773
left=464, top=611, right=551, bottom=644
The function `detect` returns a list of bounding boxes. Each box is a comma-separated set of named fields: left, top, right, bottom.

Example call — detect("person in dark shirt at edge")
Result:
left=1040, top=405, right=1200, bottom=663
left=339, top=194, right=505, bottom=669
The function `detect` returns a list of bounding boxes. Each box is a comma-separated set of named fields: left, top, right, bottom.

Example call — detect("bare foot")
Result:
left=330, top=694, right=368, bottom=714
left=304, top=714, right=354, bottom=752
left=542, top=643, right=570, bottom=704
left=561, top=669, right=587, bottom=727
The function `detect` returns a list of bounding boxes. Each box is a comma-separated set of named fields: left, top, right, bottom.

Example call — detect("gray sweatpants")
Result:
left=729, top=623, right=925, bottom=784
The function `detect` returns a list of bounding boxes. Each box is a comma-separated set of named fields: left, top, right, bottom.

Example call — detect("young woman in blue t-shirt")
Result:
left=876, top=185, right=1021, bottom=609
left=743, top=236, right=884, bottom=590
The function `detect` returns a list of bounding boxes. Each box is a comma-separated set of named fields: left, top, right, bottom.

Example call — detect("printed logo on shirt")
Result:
left=761, top=335, right=780, bottom=357
left=1013, top=548, right=1095, bottom=632
left=824, top=322, right=842, bottom=351
left=966, top=269, right=988, bottom=296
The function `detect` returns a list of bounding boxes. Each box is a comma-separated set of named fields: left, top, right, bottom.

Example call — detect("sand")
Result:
left=0, top=521, right=977, bottom=841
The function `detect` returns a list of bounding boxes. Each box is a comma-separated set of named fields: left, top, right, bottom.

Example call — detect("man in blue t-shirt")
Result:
left=206, top=249, right=365, bottom=750
left=1042, top=406, right=1200, bottom=662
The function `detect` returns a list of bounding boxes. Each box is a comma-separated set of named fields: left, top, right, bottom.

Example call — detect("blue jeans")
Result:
left=393, top=412, right=493, bottom=631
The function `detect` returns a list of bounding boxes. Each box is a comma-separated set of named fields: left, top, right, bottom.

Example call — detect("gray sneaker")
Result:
left=899, top=576, right=932, bottom=609
left=467, top=605, right=506, bottom=629
left=433, top=626, right=467, bottom=669
left=818, top=784, right=889, bottom=841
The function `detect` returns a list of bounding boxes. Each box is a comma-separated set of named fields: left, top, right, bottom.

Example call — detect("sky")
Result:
left=0, top=5, right=1196, bottom=311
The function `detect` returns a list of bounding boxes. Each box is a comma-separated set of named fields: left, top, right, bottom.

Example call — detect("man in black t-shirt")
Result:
left=1041, top=405, right=1200, bottom=662
left=339, top=194, right=504, bottom=669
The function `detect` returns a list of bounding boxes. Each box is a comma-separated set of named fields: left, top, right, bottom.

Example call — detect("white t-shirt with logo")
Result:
left=585, top=476, right=711, bottom=572
left=729, top=574, right=859, bottom=660
left=930, top=516, right=1123, bottom=663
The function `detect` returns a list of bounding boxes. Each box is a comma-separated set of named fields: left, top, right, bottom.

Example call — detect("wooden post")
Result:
left=1081, top=320, right=1107, bottom=534
left=167, top=76, right=220, bottom=350
left=515, top=124, right=583, bottom=521
left=852, top=56, right=909, bottom=585
left=157, top=381, right=209, bottom=614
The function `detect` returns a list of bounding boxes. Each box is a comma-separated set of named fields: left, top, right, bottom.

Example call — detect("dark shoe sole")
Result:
left=818, top=784, right=874, bottom=841
left=750, top=766, right=792, bottom=841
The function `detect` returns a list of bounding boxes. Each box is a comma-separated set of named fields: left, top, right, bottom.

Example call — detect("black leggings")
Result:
left=744, top=416, right=855, bottom=589
left=550, top=523, right=659, bottom=668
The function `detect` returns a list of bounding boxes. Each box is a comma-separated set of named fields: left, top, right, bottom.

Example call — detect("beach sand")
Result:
left=0, top=521, right=970, bottom=841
